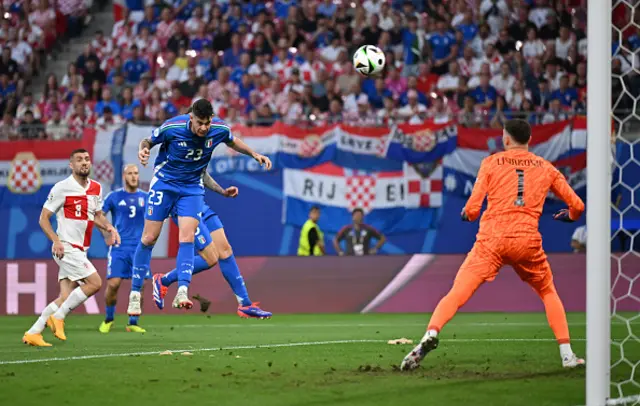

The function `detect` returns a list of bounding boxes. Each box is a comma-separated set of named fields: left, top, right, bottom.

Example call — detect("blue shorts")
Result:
left=107, top=247, right=152, bottom=280
left=145, top=177, right=203, bottom=221
left=172, top=206, right=224, bottom=252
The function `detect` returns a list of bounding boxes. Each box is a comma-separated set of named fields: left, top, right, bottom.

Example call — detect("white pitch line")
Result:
left=0, top=338, right=586, bottom=366
left=140, top=321, right=632, bottom=329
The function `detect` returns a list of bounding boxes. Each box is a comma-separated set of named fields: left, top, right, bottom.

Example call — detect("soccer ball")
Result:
left=353, top=45, right=386, bottom=77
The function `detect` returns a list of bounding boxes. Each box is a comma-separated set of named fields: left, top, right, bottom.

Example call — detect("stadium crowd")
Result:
left=0, top=0, right=637, bottom=141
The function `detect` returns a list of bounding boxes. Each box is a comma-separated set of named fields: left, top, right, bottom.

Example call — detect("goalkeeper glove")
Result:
left=461, top=209, right=470, bottom=222
left=553, top=209, right=575, bottom=223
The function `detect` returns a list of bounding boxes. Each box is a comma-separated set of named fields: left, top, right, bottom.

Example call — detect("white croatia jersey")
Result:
left=43, top=176, right=104, bottom=251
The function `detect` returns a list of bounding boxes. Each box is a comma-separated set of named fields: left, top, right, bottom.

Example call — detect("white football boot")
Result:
left=127, top=291, right=142, bottom=316
left=172, top=287, right=193, bottom=309
left=562, top=353, right=585, bottom=368
left=400, top=336, right=440, bottom=371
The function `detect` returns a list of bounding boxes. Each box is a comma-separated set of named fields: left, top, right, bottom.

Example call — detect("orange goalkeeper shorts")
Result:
left=455, top=238, right=553, bottom=291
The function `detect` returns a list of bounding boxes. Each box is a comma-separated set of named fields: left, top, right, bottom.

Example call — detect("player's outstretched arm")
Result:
left=228, top=138, right=272, bottom=170
left=462, top=158, right=491, bottom=222
left=550, top=168, right=585, bottom=222
left=39, top=208, right=64, bottom=259
left=202, top=172, right=238, bottom=198
left=94, top=211, right=121, bottom=246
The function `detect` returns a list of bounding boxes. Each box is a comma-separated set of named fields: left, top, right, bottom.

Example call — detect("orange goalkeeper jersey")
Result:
left=463, top=149, right=585, bottom=241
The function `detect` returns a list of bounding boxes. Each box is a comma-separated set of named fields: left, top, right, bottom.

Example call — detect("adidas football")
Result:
left=353, top=45, right=386, bottom=77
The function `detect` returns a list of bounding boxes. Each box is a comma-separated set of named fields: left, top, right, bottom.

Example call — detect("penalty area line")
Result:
left=0, top=338, right=585, bottom=365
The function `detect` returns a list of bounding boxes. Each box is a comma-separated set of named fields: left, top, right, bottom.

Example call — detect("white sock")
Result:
left=178, top=285, right=188, bottom=295
left=559, top=343, right=573, bottom=359
left=53, top=287, right=88, bottom=320
left=421, top=329, right=438, bottom=342
left=27, top=302, right=59, bottom=334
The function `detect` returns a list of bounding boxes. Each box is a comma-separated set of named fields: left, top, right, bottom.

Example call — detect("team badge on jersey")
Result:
left=139, top=197, right=145, bottom=207
left=206, top=139, right=213, bottom=148
left=148, top=206, right=153, bottom=216
left=198, top=235, right=206, bottom=245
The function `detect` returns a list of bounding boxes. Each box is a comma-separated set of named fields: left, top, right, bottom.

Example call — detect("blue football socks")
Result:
left=177, top=242, right=194, bottom=288
left=132, top=242, right=154, bottom=292
left=105, top=305, right=115, bottom=322
left=219, top=255, right=251, bottom=306
left=162, top=254, right=209, bottom=287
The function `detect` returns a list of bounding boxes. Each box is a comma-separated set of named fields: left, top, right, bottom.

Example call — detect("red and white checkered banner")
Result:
left=283, top=161, right=441, bottom=234
left=0, top=131, right=96, bottom=199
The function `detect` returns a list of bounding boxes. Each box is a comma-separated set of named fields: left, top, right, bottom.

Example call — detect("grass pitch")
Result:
left=0, top=313, right=635, bottom=406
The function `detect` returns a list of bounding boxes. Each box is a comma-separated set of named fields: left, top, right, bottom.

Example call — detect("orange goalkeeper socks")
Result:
left=534, top=283, right=571, bottom=345
left=427, top=276, right=483, bottom=333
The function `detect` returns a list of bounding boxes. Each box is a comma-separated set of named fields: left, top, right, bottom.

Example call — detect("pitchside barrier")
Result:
left=1, top=254, right=638, bottom=316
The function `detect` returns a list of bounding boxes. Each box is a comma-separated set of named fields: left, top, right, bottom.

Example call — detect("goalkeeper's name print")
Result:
left=495, top=157, right=544, bottom=167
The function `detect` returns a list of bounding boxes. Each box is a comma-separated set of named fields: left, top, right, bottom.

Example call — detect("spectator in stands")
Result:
left=551, top=74, right=578, bottom=108
left=402, top=16, right=423, bottom=76
left=495, top=28, right=516, bottom=56
left=0, top=112, right=17, bottom=140
left=123, top=45, right=150, bottom=84
left=120, top=86, right=142, bottom=120
left=18, top=110, right=45, bottom=139
left=555, top=26, right=575, bottom=60
left=490, top=62, right=516, bottom=96
left=428, top=19, right=457, bottom=76
left=45, top=108, right=69, bottom=140
left=429, top=95, right=453, bottom=124
left=436, top=61, right=462, bottom=98
left=398, top=89, right=427, bottom=124
left=94, top=87, right=121, bottom=117
left=537, top=9, right=559, bottom=40
left=95, top=105, right=123, bottom=128
left=0, top=47, right=20, bottom=83
left=167, top=21, right=189, bottom=54
left=178, top=67, right=203, bottom=99
left=298, top=206, right=325, bottom=256
left=377, top=95, right=397, bottom=125
left=458, top=95, right=482, bottom=128
left=508, top=6, right=534, bottom=43
left=470, top=72, right=498, bottom=109
left=489, top=95, right=512, bottom=128
left=506, top=80, right=532, bottom=110
left=334, top=208, right=385, bottom=256
left=16, top=92, right=41, bottom=120
left=541, top=98, right=568, bottom=124
left=83, top=58, right=106, bottom=89
left=458, top=45, right=483, bottom=78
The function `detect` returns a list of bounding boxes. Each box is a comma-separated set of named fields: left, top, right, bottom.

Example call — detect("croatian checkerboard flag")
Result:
left=283, top=162, right=442, bottom=234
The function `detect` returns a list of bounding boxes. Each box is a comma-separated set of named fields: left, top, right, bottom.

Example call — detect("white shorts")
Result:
left=54, top=243, right=97, bottom=282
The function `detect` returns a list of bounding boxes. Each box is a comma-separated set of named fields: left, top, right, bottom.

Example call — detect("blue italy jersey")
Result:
left=103, top=188, right=147, bottom=248
left=151, top=114, right=233, bottom=187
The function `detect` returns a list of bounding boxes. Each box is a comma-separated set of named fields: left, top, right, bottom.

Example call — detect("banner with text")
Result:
left=283, top=162, right=442, bottom=234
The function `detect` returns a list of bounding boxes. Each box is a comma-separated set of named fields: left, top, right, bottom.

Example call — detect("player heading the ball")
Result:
left=127, top=99, right=271, bottom=318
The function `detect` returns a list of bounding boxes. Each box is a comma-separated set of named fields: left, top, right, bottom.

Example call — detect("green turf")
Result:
left=0, top=313, right=636, bottom=406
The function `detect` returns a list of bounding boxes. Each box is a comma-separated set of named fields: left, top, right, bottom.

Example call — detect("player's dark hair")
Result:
left=352, top=208, right=364, bottom=216
left=310, top=205, right=320, bottom=212
left=70, top=148, right=89, bottom=159
left=504, top=119, right=532, bottom=145
left=191, top=99, right=213, bottom=119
